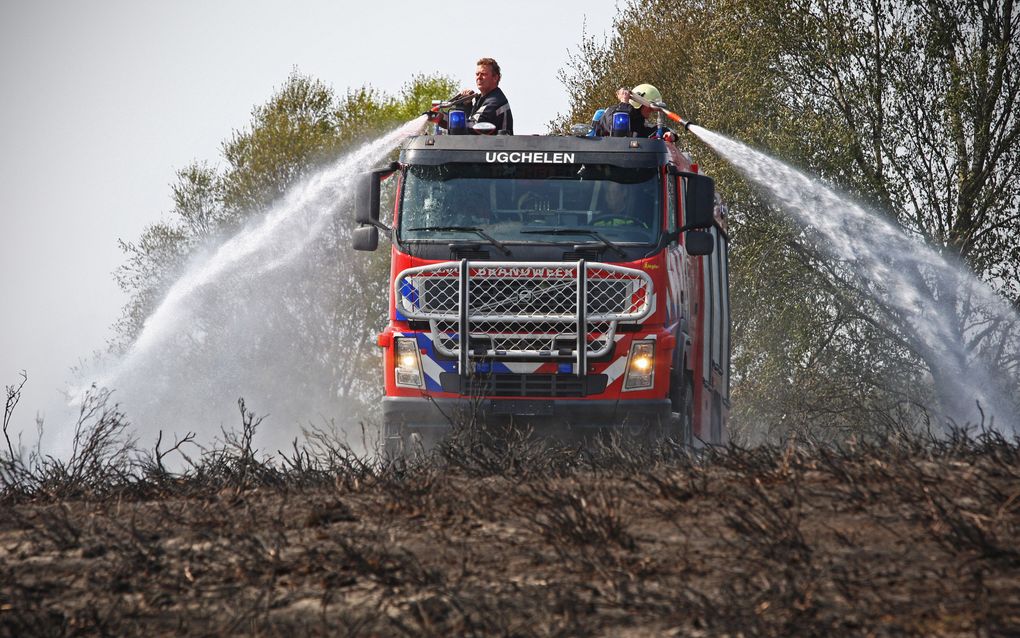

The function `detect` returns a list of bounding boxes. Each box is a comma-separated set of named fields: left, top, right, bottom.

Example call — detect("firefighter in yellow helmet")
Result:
left=595, top=83, right=670, bottom=138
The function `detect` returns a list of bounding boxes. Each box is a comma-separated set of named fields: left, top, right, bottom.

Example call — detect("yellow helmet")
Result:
left=629, top=83, right=662, bottom=109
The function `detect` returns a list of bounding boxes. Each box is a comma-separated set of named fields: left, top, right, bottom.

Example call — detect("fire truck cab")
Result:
left=354, top=132, right=730, bottom=450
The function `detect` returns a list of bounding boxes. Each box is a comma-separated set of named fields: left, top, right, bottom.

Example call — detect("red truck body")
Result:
left=354, top=133, right=729, bottom=448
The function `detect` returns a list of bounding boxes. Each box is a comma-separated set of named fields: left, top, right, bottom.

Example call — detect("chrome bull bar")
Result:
left=394, top=260, right=655, bottom=376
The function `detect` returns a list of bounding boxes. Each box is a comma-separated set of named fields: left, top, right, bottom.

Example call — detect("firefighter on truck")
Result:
left=353, top=91, right=731, bottom=454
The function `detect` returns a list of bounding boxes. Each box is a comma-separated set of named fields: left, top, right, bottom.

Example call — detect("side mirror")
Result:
left=683, top=173, right=715, bottom=229
left=353, top=225, right=379, bottom=252
left=684, top=231, right=714, bottom=256
left=355, top=171, right=382, bottom=227
left=355, top=163, right=398, bottom=228
left=669, top=168, right=716, bottom=230
left=353, top=165, right=395, bottom=251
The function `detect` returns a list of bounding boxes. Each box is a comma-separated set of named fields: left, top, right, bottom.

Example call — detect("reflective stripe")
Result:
left=604, top=355, right=628, bottom=385
left=420, top=352, right=446, bottom=386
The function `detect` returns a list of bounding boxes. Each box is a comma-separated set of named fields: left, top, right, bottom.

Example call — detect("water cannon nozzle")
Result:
left=444, top=92, right=476, bottom=108
left=632, top=95, right=694, bottom=131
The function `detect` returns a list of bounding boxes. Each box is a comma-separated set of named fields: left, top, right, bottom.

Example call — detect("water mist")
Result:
left=69, top=116, right=427, bottom=455
left=688, top=125, right=1019, bottom=432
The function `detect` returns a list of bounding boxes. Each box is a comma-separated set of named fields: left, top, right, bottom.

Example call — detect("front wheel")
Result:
left=668, top=372, right=694, bottom=448
left=382, top=425, right=429, bottom=460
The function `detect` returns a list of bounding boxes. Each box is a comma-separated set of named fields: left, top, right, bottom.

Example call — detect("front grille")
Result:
left=402, top=267, right=646, bottom=320
left=440, top=373, right=609, bottom=397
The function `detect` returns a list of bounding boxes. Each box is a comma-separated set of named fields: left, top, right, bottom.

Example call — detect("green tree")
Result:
left=113, top=71, right=456, bottom=427
left=557, top=0, right=1020, bottom=438
left=767, top=0, right=1020, bottom=428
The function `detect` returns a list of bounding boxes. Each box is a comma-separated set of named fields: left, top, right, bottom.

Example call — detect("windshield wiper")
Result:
left=407, top=226, right=511, bottom=256
left=520, top=228, right=626, bottom=258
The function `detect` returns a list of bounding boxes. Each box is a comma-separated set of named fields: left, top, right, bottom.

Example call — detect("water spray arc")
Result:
left=63, top=116, right=427, bottom=454
left=98, top=116, right=426, bottom=389
left=684, top=124, right=1019, bottom=432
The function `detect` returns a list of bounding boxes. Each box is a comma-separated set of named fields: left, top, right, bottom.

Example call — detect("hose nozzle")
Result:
left=629, top=93, right=695, bottom=130
left=443, top=92, right=476, bottom=108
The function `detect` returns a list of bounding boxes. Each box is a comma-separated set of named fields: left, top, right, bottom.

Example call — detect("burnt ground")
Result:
left=1, top=403, right=1019, bottom=636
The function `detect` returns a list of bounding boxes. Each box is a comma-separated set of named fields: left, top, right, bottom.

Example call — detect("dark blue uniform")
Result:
left=468, top=87, right=513, bottom=134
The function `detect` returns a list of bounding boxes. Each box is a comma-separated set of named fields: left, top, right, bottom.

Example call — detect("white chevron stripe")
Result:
left=604, top=355, right=628, bottom=385
left=420, top=352, right=446, bottom=385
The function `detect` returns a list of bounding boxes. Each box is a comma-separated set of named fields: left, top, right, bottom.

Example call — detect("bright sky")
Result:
left=0, top=0, right=619, bottom=430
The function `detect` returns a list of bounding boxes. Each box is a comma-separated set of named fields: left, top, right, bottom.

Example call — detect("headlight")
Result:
left=623, top=340, right=655, bottom=390
left=394, top=337, right=424, bottom=388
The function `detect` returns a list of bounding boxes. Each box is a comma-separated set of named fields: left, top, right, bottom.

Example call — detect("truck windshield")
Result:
left=399, top=164, right=661, bottom=244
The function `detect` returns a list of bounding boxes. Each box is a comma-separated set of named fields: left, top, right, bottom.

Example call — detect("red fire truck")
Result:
left=353, top=128, right=730, bottom=450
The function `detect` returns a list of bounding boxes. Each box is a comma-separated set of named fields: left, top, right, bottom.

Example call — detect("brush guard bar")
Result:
left=395, top=260, right=655, bottom=377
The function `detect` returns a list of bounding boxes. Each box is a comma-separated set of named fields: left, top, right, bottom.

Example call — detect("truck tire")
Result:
left=668, top=370, right=694, bottom=448
left=383, top=422, right=426, bottom=459
left=383, top=422, right=405, bottom=459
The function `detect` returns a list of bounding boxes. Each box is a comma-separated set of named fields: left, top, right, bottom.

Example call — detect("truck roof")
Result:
left=400, top=134, right=674, bottom=168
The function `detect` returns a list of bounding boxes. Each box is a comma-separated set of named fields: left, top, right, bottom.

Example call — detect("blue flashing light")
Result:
left=612, top=111, right=630, bottom=137
left=448, top=109, right=466, bottom=134
left=558, top=363, right=573, bottom=374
